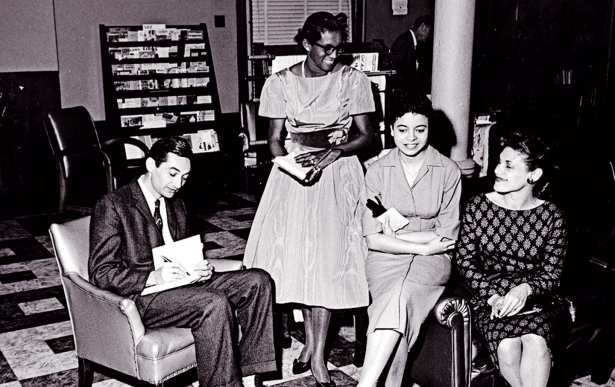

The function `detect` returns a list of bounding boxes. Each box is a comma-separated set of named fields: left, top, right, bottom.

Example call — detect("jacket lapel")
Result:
left=129, top=179, right=159, bottom=232
left=165, top=199, right=181, bottom=241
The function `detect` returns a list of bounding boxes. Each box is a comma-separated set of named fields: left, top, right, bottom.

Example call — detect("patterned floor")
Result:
left=0, top=191, right=614, bottom=387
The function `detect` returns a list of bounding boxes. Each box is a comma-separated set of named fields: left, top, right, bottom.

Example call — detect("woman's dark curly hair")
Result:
left=500, top=131, right=555, bottom=198
left=294, top=12, right=348, bottom=45
left=385, top=92, right=434, bottom=128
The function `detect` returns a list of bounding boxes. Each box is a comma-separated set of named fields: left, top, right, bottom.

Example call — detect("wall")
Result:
left=0, top=0, right=58, bottom=72
left=0, top=1, right=238, bottom=118
left=365, top=0, right=434, bottom=48
left=54, top=0, right=238, bottom=118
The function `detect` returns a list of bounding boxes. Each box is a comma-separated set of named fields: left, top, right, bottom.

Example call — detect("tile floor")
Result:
left=0, top=191, right=614, bottom=387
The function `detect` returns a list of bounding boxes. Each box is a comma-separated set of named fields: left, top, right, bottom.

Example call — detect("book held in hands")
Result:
left=272, top=152, right=314, bottom=180
left=141, top=235, right=204, bottom=295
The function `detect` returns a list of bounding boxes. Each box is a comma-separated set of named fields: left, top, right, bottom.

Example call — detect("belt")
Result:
left=290, top=129, right=347, bottom=148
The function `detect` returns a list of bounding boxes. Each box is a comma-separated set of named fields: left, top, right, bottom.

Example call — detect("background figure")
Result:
left=455, top=132, right=569, bottom=387
left=390, top=15, right=434, bottom=93
left=357, top=92, right=461, bottom=387
left=243, top=11, right=375, bottom=387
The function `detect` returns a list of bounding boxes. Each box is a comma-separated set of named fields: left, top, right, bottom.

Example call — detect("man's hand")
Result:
left=193, top=259, right=214, bottom=282
left=148, top=262, right=188, bottom=285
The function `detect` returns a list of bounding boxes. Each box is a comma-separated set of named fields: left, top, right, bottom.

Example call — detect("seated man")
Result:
left=88, top=136, right=276, bottom=387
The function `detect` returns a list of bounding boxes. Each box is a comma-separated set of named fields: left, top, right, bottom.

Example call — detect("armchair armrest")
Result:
left=210, top=258, right=244, bottom=272
left=432, top=296, right=471, bottom=327
left=55, top=145, right=113, bottom=192
left=407, top=294, right=472, bottom=387
left=62, top=272, right=145, bottom=378
left=102, top=137, right=150, bottom=156
left=56, top=144, right=112, bottom=165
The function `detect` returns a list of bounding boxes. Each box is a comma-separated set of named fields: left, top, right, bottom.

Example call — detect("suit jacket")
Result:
left=88, top=178, right=189, bottom=300
left=390, top=30, right=418, bottom=91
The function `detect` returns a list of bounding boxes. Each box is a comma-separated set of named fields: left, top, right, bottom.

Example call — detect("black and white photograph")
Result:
left=1, top=1, right=615, bottom=387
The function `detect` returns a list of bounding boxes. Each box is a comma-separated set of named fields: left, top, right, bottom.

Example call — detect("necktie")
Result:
left=154, top=199, right=163, bottom=232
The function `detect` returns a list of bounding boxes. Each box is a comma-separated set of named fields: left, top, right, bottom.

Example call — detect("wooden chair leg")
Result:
left=78, top=357, right=94, bottom=387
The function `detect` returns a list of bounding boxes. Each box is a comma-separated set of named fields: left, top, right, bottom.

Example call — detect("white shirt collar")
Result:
left=138, top=174, right=174, bottom=244
left=410, top=29, right=417, bottom=47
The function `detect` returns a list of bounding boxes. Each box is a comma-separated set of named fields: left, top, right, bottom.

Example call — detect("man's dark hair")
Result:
left=385, top=91, right=434, bottom=128
left=148, top=136, right=193, bottom=167
left=413, top=14, right=434, bottom=30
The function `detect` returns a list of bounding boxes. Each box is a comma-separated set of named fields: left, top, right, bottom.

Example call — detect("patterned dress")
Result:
left=455, top=194, right=568, bottom=366
left=243, top=65, right=375, bottom=309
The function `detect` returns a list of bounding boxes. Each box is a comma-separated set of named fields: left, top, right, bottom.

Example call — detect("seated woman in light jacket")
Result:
left=357, top=92, right=462, bottom=387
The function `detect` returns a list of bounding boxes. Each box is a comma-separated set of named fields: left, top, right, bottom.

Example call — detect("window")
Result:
left=251, top=0, right=353, bottom=46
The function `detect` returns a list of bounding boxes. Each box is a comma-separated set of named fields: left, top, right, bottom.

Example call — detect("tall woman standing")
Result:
left=243, top=11, right=375, bottom=387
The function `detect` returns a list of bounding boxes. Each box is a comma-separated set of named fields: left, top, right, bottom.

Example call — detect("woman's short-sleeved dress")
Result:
left=361, top=147, right=462, bottom=349
left=243, top=65, right=375, bottom=309
left=455, top=194, right=569, bottom=366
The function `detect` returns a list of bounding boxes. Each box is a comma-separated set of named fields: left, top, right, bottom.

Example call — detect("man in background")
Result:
left=390, top=14, right=434, bottom=93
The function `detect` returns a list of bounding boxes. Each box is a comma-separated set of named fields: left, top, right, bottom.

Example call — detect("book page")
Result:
left=141, top=235, right=204, bottom=295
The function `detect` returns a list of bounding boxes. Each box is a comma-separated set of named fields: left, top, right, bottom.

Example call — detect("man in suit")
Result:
left=89, top=136, right=276, bottom=387
left=390, top=14, right=434, bottom=93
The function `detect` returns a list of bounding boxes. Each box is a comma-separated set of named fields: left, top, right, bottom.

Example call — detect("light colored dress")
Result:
left=243, top=65, right=375, bottom=309
left=361, top=146, right=461, bottom=349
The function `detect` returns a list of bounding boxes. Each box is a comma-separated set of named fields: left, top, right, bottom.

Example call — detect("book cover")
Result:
left=273, top=152, right=313, bottom=180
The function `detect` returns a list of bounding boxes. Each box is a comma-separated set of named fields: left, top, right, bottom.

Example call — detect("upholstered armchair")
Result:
left=404, top=293, right=472, bottom=387
left=49, top=216, right=244, bottom=387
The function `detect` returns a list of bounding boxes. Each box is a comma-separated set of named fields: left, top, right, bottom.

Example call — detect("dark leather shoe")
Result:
left=292, top=358, right=311, bottom=374
left=315, top=380, right=336, bottom=387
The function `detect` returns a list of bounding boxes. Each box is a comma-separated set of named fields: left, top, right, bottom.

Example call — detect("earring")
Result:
left=527, top=177, right=534, bottom=184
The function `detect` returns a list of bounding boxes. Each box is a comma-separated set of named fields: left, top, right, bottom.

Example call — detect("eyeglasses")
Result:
left=312, top=42, right=344, bottom=55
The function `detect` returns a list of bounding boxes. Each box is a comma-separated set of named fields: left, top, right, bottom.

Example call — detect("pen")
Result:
left=160, top=255, right=189, bottom=276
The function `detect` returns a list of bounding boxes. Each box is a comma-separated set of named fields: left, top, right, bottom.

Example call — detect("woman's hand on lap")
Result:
left=498, top=283, right=532, bottom=317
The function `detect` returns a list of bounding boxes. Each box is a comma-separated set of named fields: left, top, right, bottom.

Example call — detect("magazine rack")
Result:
left=99, top=23, right=222, bottom=154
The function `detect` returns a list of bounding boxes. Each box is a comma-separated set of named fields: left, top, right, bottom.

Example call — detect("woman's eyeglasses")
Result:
left=312, top=42, right=345, bottom=55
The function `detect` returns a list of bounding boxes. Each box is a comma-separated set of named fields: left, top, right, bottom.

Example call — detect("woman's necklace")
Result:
left=302, top=60, right=330, bottom=78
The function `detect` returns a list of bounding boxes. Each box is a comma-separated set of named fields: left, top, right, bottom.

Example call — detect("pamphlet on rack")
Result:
left=141, top=235, right=204, bottom=295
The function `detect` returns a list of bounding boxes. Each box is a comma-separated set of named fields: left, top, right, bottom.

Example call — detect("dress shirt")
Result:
left=138, top=175, right=174, bottom=245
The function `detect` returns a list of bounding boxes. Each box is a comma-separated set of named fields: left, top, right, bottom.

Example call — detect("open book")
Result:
left=273, top=152, right=313, bottom=180
left=141, top=235, right=204, bottom=296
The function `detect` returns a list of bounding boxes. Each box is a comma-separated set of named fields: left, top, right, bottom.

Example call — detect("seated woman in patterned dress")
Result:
left=455, top=131, right=568, bottom=387
left=357, top=92, right=461, bottom=387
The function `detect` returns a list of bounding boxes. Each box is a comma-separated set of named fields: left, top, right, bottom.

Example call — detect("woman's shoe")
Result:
left=315, top=380, right=336, bottom=387
left=281, top=332, right=292, bottom=349
left=292, top=358, right=311, bottom=374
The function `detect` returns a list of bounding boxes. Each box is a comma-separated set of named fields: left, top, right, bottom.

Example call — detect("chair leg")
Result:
left=78, top=357, right=94, bottom=387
